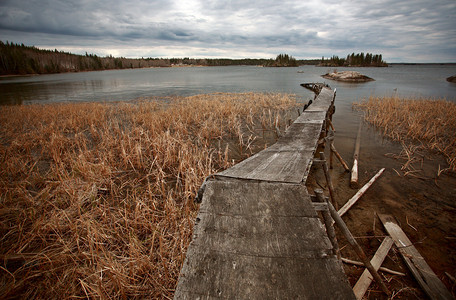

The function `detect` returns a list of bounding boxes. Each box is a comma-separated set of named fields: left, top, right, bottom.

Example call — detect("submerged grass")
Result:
left=0, top=92, right=299, bottom=298
left=354, top=96, right=456, bottom=172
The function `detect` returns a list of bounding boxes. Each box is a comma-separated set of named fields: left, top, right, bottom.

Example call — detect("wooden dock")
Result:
left=174, top=87, right=355, bottom=299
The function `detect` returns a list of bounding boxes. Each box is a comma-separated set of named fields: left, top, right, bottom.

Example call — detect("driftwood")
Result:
left=350, top=119, right=362, bottom=188
left=317, top=188, right=390, bottom=296
left=353, top=237, right=394, bottom=299
left=338, top=168, right=385, bottom=217
left=341, top=258, right=405, bottom=276
left=379, top=214, right=453, bottom=300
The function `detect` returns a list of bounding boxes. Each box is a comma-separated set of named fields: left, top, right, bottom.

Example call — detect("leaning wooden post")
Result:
left=351, top=119, right=363, bottom=188
left=325, top=194, right=391, bottom=296
left=327, top=128, right=350, bottom=172
left=315, top=189, right=340, bottom=259
left=319, top=152, right=338, bottom=210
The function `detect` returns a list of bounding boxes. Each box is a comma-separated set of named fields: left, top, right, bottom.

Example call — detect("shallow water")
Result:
left=1, top=65, right=455, bottom=106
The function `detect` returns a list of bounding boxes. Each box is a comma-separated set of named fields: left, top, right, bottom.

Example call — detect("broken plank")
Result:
left=176, top=246, right=355, bottom=299
left=217, top=149, right=314, bottom=183
left=353, top=237, right=394, bottom=299
left=378, top=214, right=453, bottom=300
left=338, top=168, right=385, bottom=217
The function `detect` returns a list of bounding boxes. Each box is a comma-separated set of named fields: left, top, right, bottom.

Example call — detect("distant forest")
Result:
left=0, top=42, right=320, bottom=75
left=320, top=53, right=388, bottom=67
left=0, top=42, right=387, bottom=76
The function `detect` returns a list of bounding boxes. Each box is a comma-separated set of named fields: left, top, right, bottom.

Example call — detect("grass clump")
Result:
left=354, top=96, right=456, bottom=171
left=0, top=92, right=299, bottom=298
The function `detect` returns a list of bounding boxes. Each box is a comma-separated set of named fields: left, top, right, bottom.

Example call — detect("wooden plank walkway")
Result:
left=174, top=87, right=355, bottom=299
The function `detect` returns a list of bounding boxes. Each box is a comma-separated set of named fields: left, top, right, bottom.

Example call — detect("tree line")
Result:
left=264, top=54, right=299, bottom=67
left=1, top=42, right=385, bottom=76
left=320, top=52, right=387, bottom=67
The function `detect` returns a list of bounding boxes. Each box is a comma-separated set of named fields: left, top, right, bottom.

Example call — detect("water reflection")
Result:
left=0, top=65, right=455, bottom=105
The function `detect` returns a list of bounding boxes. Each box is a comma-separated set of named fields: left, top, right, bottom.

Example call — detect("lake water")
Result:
left=1, top=65, right=455, bottom=106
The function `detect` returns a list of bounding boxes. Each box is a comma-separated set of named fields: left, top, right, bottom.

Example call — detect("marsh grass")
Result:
left=354, top=96, right=456, bottom=173
left=0, top=92, right=299, bottom=298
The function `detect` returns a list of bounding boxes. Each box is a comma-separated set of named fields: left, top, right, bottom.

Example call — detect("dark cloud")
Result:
left=0, top=0, right=455, bottom=62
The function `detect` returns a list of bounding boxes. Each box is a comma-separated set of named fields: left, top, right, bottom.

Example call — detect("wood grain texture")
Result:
left=175, top=87, right=356, bottom=299
left=379, top=214, right=453, bottom=300
left=175, top=181, right=355, bottom=299
left=218, top=88, right=334, bottom=183
left=353, top=237, right=394, bottom=299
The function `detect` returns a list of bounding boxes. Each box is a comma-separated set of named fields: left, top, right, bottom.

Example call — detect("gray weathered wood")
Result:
left=176, top=180, right=355, bottom=299
left=320, top=188, right=391, bottom=296
left=379, top=214, right=453, bottom=300
left=338, top=168, right=385, bottom=217
left=217, top=148, right=314, bottom=183
left=175, top=87, right=356, bottom=299
left=176, top=246, right=354, bottom=299
left=315, top=189, right=340, bottom=259
left=353, top=237, right=394, bottom=299
left=218, top=87, right=334, bottom=184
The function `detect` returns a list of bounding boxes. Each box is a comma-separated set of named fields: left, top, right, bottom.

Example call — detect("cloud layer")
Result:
left=1, top=0, right=455, bottom=62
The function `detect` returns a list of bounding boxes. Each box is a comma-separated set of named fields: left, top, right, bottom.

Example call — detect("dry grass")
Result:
left=0, top=92, right=299, bottom=298
left=354, top=96, right=456, bottom=172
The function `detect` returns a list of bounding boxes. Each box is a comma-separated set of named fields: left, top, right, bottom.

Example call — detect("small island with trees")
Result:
left=263, top=54, right=298, bottom=67
left=320, top=52, right=388, bottom=67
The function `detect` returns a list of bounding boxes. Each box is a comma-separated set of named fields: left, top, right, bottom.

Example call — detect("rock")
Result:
left=321, top=71, right=374, bottom=82
left=447, top=75, right=456, bottom=83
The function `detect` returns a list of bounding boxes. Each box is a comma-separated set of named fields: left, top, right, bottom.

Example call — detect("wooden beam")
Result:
left=353, top=237, right=394, bottom=299
left=338, top=168, right=385, bottom=217
left=378, top=214, right=453, bottom=300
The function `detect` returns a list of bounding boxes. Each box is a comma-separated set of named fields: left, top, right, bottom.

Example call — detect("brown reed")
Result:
left=0, top=92, right=299, bottom=298
left=354, top=96, right=456, bottom=172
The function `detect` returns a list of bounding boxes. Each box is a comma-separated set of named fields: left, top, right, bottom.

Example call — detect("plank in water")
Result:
left=378, top=214, right=453, bottom=300
left=353, top=237, right=394, bottom=299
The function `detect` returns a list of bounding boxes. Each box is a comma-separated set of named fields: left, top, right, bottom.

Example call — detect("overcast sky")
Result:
left=1, top=0, right=455, bottom=62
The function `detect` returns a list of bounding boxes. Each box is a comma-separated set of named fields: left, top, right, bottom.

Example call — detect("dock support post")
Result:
left=326, top=129, right=350, bottom=171
left=315, top=189, right=340, bottom=259
left=318, top=152, right=338, bottom=210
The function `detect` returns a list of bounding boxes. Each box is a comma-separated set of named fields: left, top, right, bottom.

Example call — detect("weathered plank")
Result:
left=217, top=87, right=334, bottom=183
left=379, top=214, right=453, bottom=300
left=305, top=88, right=334, bottom=112
left=353, top=237, right=394, bottom=299
left=217, top=149, right=314, bottom=183
left=176, top=246, right=354, bottom=299
left=294, top=110, right=327, bottom=124
left=192, top=212, right=333, bottom=258
left=175, top=180, right=354, bottom=299
left=338, top=168, right=385, bottom=217
left=198, top=180, right=317, bottom=217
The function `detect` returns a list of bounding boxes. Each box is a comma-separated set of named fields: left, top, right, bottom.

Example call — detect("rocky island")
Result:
left=322, top=70, right=374, bottom=82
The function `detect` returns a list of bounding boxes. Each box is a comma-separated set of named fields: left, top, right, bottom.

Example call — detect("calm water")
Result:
left=1, top=65, right=455, bottom=106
